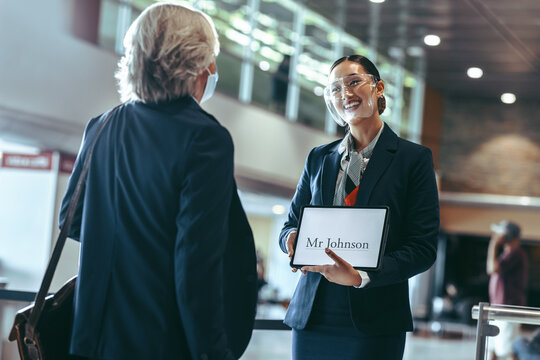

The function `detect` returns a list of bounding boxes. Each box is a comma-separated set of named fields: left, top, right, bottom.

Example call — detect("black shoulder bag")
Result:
left=8, top=107, right=117, bottom=360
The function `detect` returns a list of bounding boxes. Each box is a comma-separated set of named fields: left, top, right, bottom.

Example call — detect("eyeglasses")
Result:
left=324, top=74, right=377, bottom=100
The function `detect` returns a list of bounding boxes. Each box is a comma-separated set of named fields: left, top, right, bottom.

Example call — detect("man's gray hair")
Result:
left=116, top=2, right=219, bottom=103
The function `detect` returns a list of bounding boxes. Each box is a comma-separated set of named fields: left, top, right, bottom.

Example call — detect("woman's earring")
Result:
left=377, top=95, right=386, bottom=115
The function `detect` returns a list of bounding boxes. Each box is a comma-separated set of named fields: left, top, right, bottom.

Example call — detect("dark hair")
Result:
left=330, top=55, right=386, bottom=115
left=330, top=55, right=381, bottom=81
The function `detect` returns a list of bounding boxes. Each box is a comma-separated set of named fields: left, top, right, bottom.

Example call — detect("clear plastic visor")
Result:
left=323, top=74, right=377, bottom=126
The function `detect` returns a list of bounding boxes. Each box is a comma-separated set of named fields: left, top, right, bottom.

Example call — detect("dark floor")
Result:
left=242, top=329, right=478, bottom=360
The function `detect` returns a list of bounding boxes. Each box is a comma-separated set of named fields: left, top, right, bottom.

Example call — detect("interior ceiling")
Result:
left=306, top=0, right=540, bottom=101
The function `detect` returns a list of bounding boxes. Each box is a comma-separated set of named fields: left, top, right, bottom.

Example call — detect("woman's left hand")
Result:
left=301, top=248, right=362, bottom=287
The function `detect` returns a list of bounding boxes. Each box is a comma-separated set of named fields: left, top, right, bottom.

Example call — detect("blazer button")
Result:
left=200, top=354, right=208, bottom=360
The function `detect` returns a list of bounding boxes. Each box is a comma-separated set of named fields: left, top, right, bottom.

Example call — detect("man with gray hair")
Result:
left=486, top=220, right=528, bottom=360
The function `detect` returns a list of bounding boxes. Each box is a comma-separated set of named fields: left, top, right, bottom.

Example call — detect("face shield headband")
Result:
left=323, top=73, right=377, bottom=127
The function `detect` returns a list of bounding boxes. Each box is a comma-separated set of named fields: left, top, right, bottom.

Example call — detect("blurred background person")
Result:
left=270, top=54, right=290, bottom=114
left=512, top=328, right=540, bottom=360
left=256, top=249, right=268, bottom=294
left=487, top=220, right=529, bottom=360
left=59, top=3, right=257, bottom=359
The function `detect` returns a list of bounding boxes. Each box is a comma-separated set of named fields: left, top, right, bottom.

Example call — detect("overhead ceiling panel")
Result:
left=305, top=0, right=540, bottom=100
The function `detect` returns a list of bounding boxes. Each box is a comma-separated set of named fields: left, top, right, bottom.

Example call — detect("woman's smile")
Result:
left=343, top=99, right=361, bottom=112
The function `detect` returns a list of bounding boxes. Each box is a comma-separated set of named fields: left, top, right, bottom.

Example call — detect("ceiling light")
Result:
left=272, top=205, right=286, bottom=215
left=501, top=93, right=516, bottom=104
left=258, top=61, right=270, bottom=71
left=370, top=0, right=385, bottom=3
left=423, top=34, right=441, bottom=47
left=430, top=321, right=442, bottom=333
left=467, top=67, right=483, bottom=79
left=313, top=86, right=324, bottom=96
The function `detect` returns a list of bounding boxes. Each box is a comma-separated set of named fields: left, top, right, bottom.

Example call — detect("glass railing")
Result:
left=94, top=0, right=422, bottom=140
left=472, top=302, right=540, bottom=360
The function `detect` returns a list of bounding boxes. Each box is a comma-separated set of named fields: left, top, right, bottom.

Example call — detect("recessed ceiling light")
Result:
left=424, top=34, right=441, bottom=47
left=501, top=93, right=516, bottom=104
left=258, top=61, right=270, bottom=71
left=467, top=67, right=483, bottom=79
left=272, top=204, right=286, bottom=215
left=370, top=0, right=385, bottom=3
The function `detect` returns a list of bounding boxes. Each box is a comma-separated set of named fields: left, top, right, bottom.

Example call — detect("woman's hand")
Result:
left=286, top=230, right=298, bottom=272
left=301, top=248, right=362, bottom=287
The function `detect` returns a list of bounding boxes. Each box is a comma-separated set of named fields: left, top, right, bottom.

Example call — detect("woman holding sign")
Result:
left=279, top=55, right=440, bottom=360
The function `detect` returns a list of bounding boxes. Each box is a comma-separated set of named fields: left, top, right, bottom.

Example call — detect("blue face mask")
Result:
left=200, top=68, right=219, bottom=104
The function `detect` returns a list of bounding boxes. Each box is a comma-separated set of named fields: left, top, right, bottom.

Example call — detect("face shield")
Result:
left=323, top=74, right=377, bottom=126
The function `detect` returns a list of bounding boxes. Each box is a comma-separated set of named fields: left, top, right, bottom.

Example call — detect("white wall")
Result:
left=0, top=160, right=58, bottom=291
left=49, top=170, right=81, bottom=292
left=0, top=0, right=119, bottom=127
left=204, top=95, right=336, bottom=189
left=0, top=152, right=79, bottom=292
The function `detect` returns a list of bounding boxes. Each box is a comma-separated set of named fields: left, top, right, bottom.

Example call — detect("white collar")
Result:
left=338, top=123, right=385, bottom=157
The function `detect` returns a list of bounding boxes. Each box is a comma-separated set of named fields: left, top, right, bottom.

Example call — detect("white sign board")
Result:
left=291, top=206, right=389, bottom=270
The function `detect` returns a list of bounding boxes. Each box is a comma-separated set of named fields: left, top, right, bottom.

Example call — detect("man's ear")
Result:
left=208, top=61, right=217, bottom=74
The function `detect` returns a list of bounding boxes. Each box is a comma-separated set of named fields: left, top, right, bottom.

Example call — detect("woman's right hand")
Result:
left=286, top=230, right=298, bottom=272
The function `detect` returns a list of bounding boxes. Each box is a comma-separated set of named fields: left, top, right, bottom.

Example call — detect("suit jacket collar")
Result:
left=321, top=141, right=341, bottom=205
left=138, top=96, right=209, bottom=115
left=355, top=123, right=398, bottom=205
left=320, top=123, right=398, bottom=206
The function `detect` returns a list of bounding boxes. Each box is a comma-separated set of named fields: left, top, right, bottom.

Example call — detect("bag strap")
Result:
left=27, top=106, right=120, bottom=333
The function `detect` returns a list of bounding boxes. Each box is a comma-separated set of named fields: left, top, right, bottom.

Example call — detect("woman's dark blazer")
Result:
left=279, top=123, right=439, bottom=334
left=60, top=97, right=258, bottom=360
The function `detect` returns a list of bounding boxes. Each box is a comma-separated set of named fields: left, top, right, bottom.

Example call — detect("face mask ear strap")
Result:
left=200, top=67, right=218, bottom=104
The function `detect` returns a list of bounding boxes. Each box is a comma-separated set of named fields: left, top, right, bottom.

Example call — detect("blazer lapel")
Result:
left=321, top=145, right=341, bottom=206
left=355, top=123, right=398, bottom=205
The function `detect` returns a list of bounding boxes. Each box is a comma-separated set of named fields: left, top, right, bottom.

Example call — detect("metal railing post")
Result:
left=474, top=302, right=500, bottom=360
left=238, top=0, right=260, bottom=103
left=285, top=4, right=304, bottom=122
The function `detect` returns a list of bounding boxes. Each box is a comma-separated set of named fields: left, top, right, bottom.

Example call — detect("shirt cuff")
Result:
left=286, top=228, right=297, bottom=238
left=353, top=270, right=370, bottom=288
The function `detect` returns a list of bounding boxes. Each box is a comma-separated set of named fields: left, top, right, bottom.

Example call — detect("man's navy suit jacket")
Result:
left=279, top=123, right=440, bottom=334
left=60, top=97, right=257, bottom=360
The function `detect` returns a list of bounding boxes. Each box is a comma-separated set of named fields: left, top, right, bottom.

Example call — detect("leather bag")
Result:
left=9, top=277, right=76, bottom=360
left=8, top=108, right=117, bottom=360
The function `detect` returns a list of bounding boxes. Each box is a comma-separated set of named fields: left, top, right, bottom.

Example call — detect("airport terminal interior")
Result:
left=1, top=0, right=540, bottom=359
